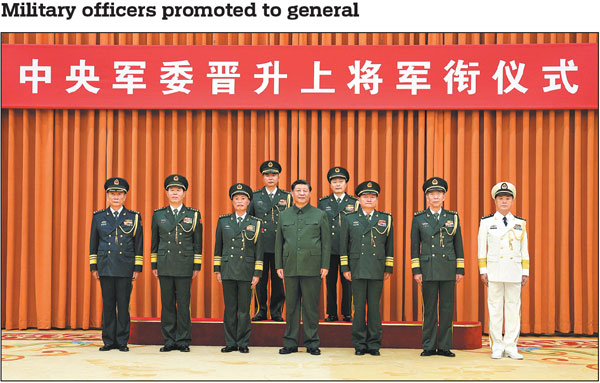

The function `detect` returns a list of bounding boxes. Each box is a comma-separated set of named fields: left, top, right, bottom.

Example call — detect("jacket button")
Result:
left=432, top=236, right=434, bottom=238
left=120, top=251, right=123, bottom=254
left=432, top=254, right=435, bottom=257
left=232, top=239, right=235, bottom=242
left=120, top=235, right=123, bottom=238
left=332, top=233, right=335, bottom=236
left=120, top=243, right=123, bottom=246
left=332, top=226, right=335, bottom=228
left=179, top=242, right=182, bottom=245
left=108, top=243, right=111, bottom=245
left=431, top=245, right=434, bottom=247
left=231, top=255, right=233, bottom=257
left=179, top=251, right=182, bottom=254
left=168, top=250, right=170, bottom=253
left=169, top=232, right=171, bottom=235
left=231, top=247, right=234, bottom=249
left=108, top=251, right=111, bottom=254
left=240, top=256, right=243, bottom=259
left=442, top=254, right=445, bottom=257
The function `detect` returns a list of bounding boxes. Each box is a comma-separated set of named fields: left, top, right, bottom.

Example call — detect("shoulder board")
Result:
left=219, top=214, right=232, bottom=219
left=345, top=211, right=359, bottom=216
left=514, top=215, right=526, bottom=221
left=253, top=188, right=262, bottom=193
left=187, top=207, right=200, bottom=213
left=348, top=195, right=358, bottom=201
left=248, top=215, right=261, bottom=221
left=93, top=209, right=105, bottom=215
left=481, top=213, right=494, bottom=220
left=378, top=211, right=391, bottom=217
left=445, top=210, right=458, bottom=215
left=129, top=210, right=140, bottom=215
left=413, top=210, right=426, bottom=216
left=319, top=195, right=330, bottom=201
left=281, top=190, right=290, bottom=195
left=154, top=206, right=168, bottom=212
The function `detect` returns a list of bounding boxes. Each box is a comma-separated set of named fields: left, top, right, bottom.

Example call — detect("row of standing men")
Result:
left=89, top=161, right=529, bottom=359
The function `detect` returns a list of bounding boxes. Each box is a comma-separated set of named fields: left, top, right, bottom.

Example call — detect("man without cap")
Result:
left=411, top=177, right=464, bottom=357
left=214, top=183, right=264, bottom=354
left=89, top=177, right=143, bottom=352
left=340, top=181, right=393, bottom=356
left=248, top=160, right=291, bottom=322
left=478, top=182, right=529, bottom=360
left=318, top=167, right=358, bottom=322
left=275, top=179, right=330, bottom=356
left=151, top=174, right=202, bottom=352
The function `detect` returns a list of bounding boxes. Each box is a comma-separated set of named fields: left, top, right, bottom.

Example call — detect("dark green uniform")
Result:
left=151, top=204, right=202, bottom=349
left=340, top=209, right=393, bottom=352
left=318, top=193, right=358, bottom=319
left=248, top=187, right=291, bottom=319
left=411, top=208, right=464, bottom=352
left=275, top=204, right=331, bottom=349
left=90, top=206, right=143, bottom=349
left=214, top=213, right=264, bottom=348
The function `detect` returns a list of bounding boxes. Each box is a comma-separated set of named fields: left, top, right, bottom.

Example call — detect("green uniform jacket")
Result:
left=317, top=193, right=359, bottom=255
left=410, top=209, right=465, bottom=281
left=274, top=204, right=331, bottom=277
left=89, top=207, right=143, bottom=277
left=248, top=187, right=292, bottom=254
left=213, top=213, right=264, bottom=281
left=151, top=205, right=202, bottom=277
left=340, top=210, right=393, bottom=279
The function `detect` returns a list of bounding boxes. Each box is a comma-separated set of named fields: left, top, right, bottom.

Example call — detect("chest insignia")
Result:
left=325, top=206, right=332, bottom=211
left=123, top=219, right=133, bottom=226
left=278, top=199, right=287, bottom=206
left=257, top=200, right=263, bottom=205
left=183, top=217, right=193, bottom=224
left=246, top=224, right=255, bottom=231
left=160, top=218, right=167, bottom=224
left=345, top=205, right=355, bottom=212
left=352, top=221, right=360, bottom=226
left=224, top=225, right=231, bottom=229
left=377, top=219, right=386, bottom=227
left=514, top=224, right=522, bottom=230
left=100, top=220, right=108, bottom=226
left=445, top=220, right=454, bottom=227
left=421, top=222, right=429, bottom=227
left=490, top=225, right=498, bottom=229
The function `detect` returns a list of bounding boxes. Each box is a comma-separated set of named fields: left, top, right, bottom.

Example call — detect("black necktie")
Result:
left=237, top=216, right=243, bottom=227
left=113, top=211, right=119, bottom=219
left=433, top=212, right=439, bottom=221
left=503, top=216, right=508, bottom=227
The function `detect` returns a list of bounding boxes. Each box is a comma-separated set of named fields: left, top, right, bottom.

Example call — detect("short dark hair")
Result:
left=291, top=179, right=312, bottom=191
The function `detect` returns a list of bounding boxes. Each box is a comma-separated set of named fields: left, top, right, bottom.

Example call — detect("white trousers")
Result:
left=488, top=281, right=521, bottom=352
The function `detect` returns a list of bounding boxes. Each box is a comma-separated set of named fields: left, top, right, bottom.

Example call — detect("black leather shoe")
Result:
left=437, top=349, right=455, bottom=357
left=221, top=346, right=238, bottom=353
left=119, top=346, right=129, bottom=352
left=179, top=345, right=190, bottom=352
left=239, top=346, right=249, bottom=353
left=420, top=349, right=436, bottom=356
left=342, top=315, right=352, bottom=322
left=271, top=316, right=284, bottom=322
left=355, top=349, right=366, bottom=355
left=324, top=315, right=338, bottom=322
left=278, top=346, right=298, bottom=354
left=368, top=349, right=380, bottom=356
left=252, top=313, right=267, bottom=321
left=307, top=347, right=321, bottom=355
left=99, top=345, right=115, bottom=351
left=160, top=345, right=176, bottom=352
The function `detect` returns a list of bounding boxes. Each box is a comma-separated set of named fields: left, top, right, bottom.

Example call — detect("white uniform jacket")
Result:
left=478, top=212, right=529, bottom=283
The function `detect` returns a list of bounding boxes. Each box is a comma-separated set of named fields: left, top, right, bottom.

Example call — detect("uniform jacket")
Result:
left=248, top=187, right=292, bottom=254
left=478, top=212, right=529, bottom=283
left=274, top=204, right=331, bottom=277
left=411, top=208, right=465, bottom=281
left=151, top=205, right=202, bottom=277
left=317, top=193, right=359, bottom=255
left=89, top=207, right=143, bottom=277
left=213, top=213, right=264, bottom=281
left=340, top=209, right=393, bottom=280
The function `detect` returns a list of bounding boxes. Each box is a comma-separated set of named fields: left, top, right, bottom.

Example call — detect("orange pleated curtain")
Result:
left=1, top=33, right=598, bottom=336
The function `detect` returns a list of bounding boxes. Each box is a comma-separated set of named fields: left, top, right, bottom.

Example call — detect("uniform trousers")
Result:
left=351, top=279, right=383, bottom=351
left=326, top=254, right=352, bottom=318
left=222, top=279, right=253, bottom=347
left=488, top=281, right=522, bottom=353
left=254, top=252, right=285, bottom=318
left=159, top=276, right=193, bottom=348
left=99, top=276, right=133, bottom=347
left=282, top=276, right=321, bottom=348
left=422, top=280, right=455, bottom=351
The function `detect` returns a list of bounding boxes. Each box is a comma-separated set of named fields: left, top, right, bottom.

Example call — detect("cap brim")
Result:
left=230, top=191, right=251, bottom=200
left=425, top=186, right=446, bottom=193
left=358, top=189, right=379, bottom=196
left=166, top=183, right=187, bottom=190
left=494, top=191, right=514, bottom=198
left=328, top=175, right=348, bottom=181
left=106, top=187, right=127, bottom=192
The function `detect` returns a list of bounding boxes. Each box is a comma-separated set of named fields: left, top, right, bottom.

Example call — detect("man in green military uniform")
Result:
left=248, top=160, right=291, bottom=322
left=275, top=179, right=330, bottom=356
left=318, top=166, right=358, bottom=322
left=411, top=177, right=464, bottom=357
left=90, top=177, right=143, bottom=352
left=340, top=181, right=393, bottom=356
left=214, top=183, right=264, bottom=354
left=151, top=174, right=202, bottom=353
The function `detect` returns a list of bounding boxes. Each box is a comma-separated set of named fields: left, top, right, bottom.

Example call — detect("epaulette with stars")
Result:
left=128, top=209, right=140, bottom=215
left=93, top=208, right=106, bottom=215
left=481, top=213, right=494, bottom=220
left=378, top=210, right=392, bottom=217
left=253, top=188, right=262, bottom=193
left=187, top=207, right=200, bottom=213
left=445, top=209, right=458, bottom=215
left=319, top=195, right=329, bottom=201
left=219, top=213, right=232, bottom=219
left=248, top=215, right=262, bottom=222
left=154, top=206, right=168, bottom=212
left=514, top=215, right=526, bottom=221
left=413, top=210, right=426, bottom=216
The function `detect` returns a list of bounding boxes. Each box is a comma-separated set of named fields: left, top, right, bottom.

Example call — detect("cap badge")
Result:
left=367, top=182, right=372, bottom=187
left=114, top=179, right=119, bottom=185
left=237, top=184, right=242, bottom=189
left=335, top=168, right=340, bottom=172
left=501, top=183, right=508, bottom=189
left=432, top=179, right=438, bottom=185
left=268, top=161, right=273, bottom=167
left=174, top=175, right=179, bottom=181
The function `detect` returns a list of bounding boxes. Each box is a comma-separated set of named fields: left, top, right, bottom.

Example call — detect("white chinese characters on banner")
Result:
left=20, top=59, right=51, bottom=94
left=444, top=59, right=480, bottom=95
left=66, top=59, right=100, bottom=94
left=301, top=61, right=335, bottom=94
left=492, top=60, right=528, bottom=95
left=160, top=60, right=193, bottom=95
left=542, top=59, right=579, bottom=94
left=254, top=61, right=288, bottom=95
left=207, top=61, right=240, bottom=95
left=396, top=61, right=431, bottom=95
left=113, top=61, right=146, bottom=94
left=347, top=60, right=383, bottom=95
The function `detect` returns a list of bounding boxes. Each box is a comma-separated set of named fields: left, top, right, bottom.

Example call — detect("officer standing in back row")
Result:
left=151, top=174, right=202, bottom=353
left=248, top=160, right=292, bottom=322
left=89, top=177, right=143, bottom=352
left=411, top=177, right=464, bottom=357
left=318, top=166, right=358, bottom=322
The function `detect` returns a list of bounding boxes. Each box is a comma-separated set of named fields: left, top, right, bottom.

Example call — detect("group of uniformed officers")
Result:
left=90, top=160, right=530, bottom=359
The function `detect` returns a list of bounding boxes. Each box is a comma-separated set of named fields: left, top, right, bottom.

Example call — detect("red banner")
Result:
left=2, top=43, right=597, bottom=110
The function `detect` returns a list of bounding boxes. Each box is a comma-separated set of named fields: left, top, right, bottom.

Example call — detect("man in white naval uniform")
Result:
left=478, top=182, right=529, bottom=360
